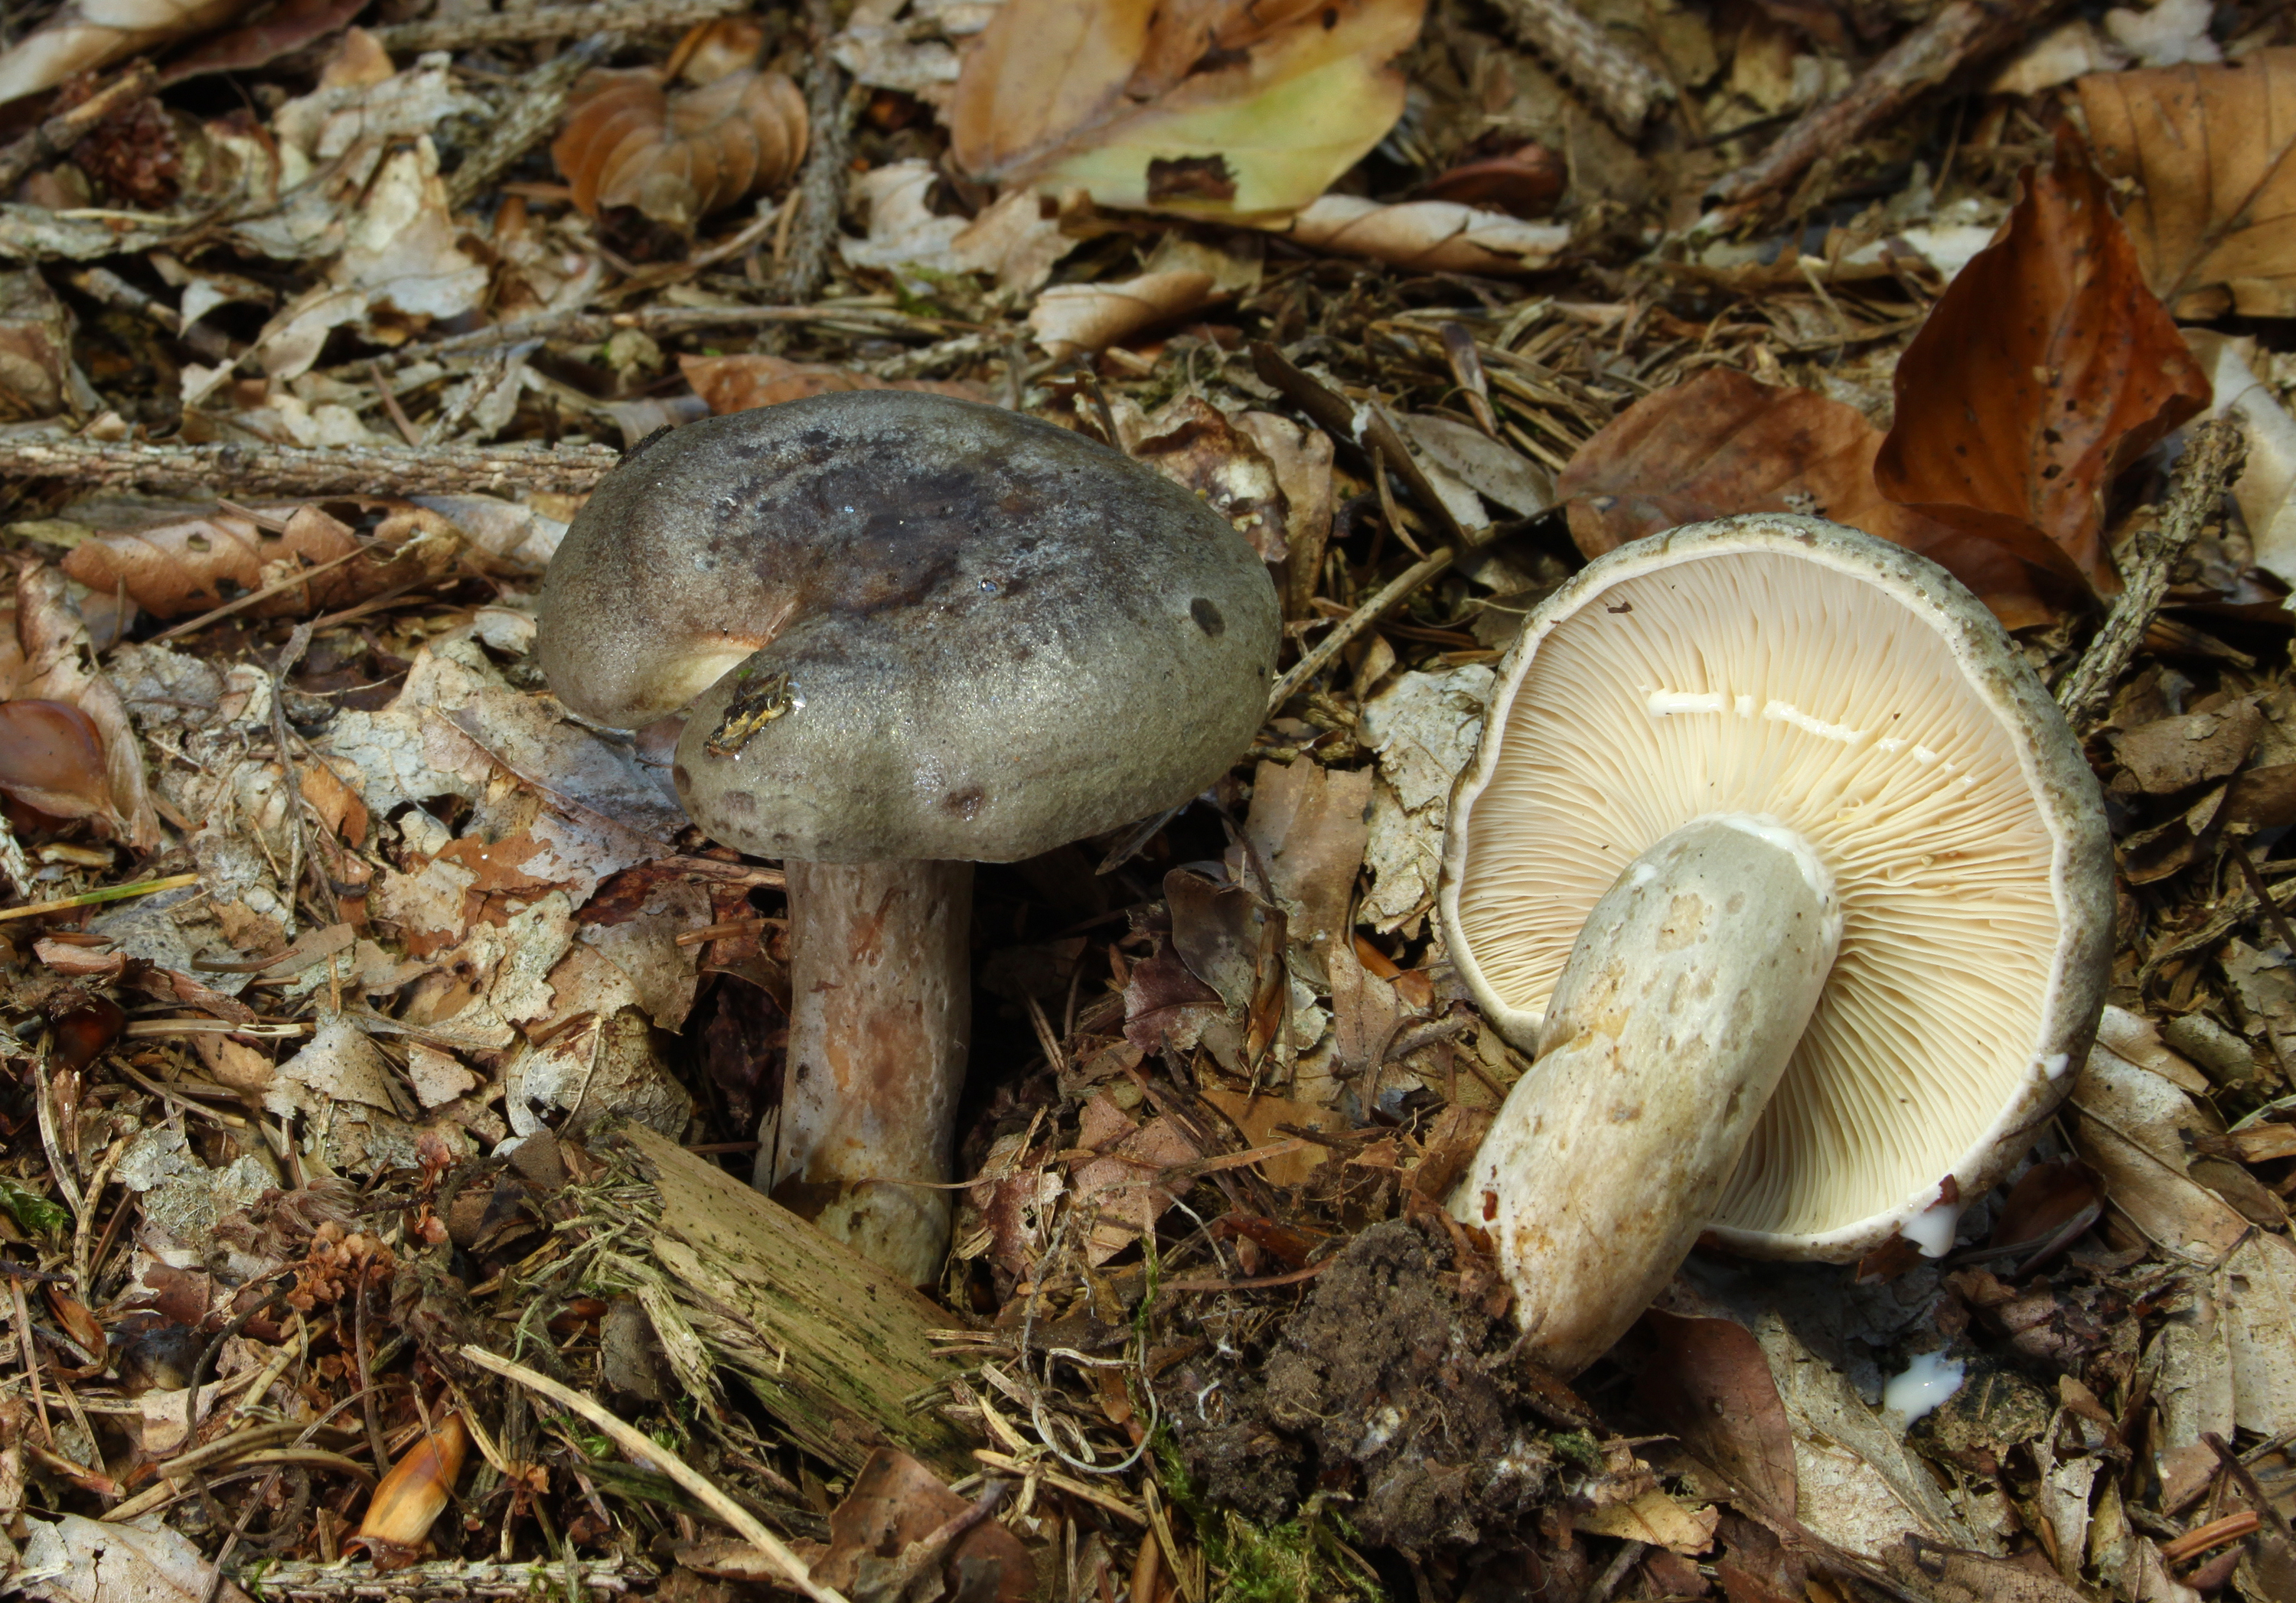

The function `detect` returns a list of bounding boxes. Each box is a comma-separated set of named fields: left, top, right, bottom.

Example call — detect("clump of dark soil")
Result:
left=1158, top=1214, right=1555, bottom=1549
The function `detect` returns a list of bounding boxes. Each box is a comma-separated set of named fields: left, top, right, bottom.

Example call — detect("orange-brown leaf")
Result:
left=356, top=1412, right=467, bottom=1565
left=2079, top=48, right=2296, bottom=319
left=1556, top=367, right=2058, bottom=627
left=63, top=503, right=370, bottom=619
left=678, top=354, right=991, bottom=415
left=553, top=66, right=805, bottom=233
left=0, top=698, right=117, bottom=828
left=1874, top=141, right=2210, bottom=600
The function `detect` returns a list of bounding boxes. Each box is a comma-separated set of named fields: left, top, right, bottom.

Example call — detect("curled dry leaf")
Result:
left=954, top=0, right=1424, bottom=220
left=553, top=64, right=806, bottom=233
left=2079, top=49, right=2296, bottom=318
left=0, top=699, right=119, bottom=829
left=11, top=564, right=159, bottom=851
left=1875, top=141, right=2210, bottom=600
left=1417, top=142, right=1569, bottom=217
left=1029, top=267, right=1219, bottom=357
left=1559, top=367, right=2058, bottom=627
left=0, top=0, right=249, bottom=105
left=1277, top=194, right=1568, bottom=273
left=63, top=503, right=416, bottom=620
left=354, top=1412, right=468, bottom=1566
left=679, top=354, right=990, bottom=415
left=0, top=269, right=96, bottom=423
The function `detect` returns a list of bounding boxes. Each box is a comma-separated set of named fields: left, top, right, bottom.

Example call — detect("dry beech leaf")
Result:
left=157, top=0, right=364, bottom=86
left=65, top=504, right=384, bottom=619
left=553, top=64, right=806, bottom=233
left=1558, top=367, right=2059, bottom=627
left=1029, top=268, right=1219, bottom=357
left=956, top=0, right=1424, bottom=220
left=1636, top=1310, right=1797, bottom=1521
left=13, top=564, right=158, bottom=852
left=0, top=0, right=249, bottom=105
left=0, top=699, right=119, bottom=829
left=1278, top=194, right=1568, bottom=273
left=811, top=1448, right=1033, bottom=1603
left=1874, top=141, right=2210, bottom=600
left=2079, top=47, right=2296, bottom=317
left=678, top=354, right=990, bottom=415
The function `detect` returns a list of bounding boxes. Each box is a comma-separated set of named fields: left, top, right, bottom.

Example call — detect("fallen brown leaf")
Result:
left=553, top=54, right=806, bottom=233
left=1557, top=367, right=2058, bottom=627
left=0, top=269, right=94, bottom=422
left=12, top=564, right=159, bottom=851
left=0, top=699, right=118, bottom=829
left=810, top=1448, right=1032, bottom=1602
left=1874, top=139, right=2210, bottom=599
left=63, top=503, right=409, bottom=620
left=1636, top=1311, right=1797, bottom=1520
left=1130, top=396, right=1290, bottom=560
left=2079, top=47, right=2296, bottom=318
left=156, top=0, right=364, bottom=86
left=677, top=354, right=988, bottom=415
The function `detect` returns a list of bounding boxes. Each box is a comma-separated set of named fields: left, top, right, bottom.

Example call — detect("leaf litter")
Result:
left=2, top=3, right=2296, bottom=1603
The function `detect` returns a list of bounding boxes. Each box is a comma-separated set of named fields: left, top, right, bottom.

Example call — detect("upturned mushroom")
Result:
left=1440, top=515, right=2111, bottom=1375
left=539, top=391, right=1279, bottom=1284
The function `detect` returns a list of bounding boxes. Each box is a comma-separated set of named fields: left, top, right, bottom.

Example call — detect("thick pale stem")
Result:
left=757, top=858, right=971, bottom=1286
left=1452, top=816, right=1841, bottom=1374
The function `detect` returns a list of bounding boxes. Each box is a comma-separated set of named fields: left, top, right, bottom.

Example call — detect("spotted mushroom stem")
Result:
left=1452, top=816, right=1841, bottom=1376
left=757, top=858, right=972, bottom=1288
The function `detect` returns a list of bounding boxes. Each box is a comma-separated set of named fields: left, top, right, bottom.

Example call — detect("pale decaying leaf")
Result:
left=1277, top=194, right=1570, bottom=274
left=839, top=161, right=1075, bottom=292
left=1029, top=269, right=1219, bottom=357
left=506, top=1001, right=692, bottom=1143
left=957, top=0, right=1423, bottom=220
left=1242, top=758, right=1372, bottom=986
left=1750, top=1311, right=1991, bottom=1560
left=0, top=0, right=247, bottom=104
left=1574, top=1489, right=1718, bottom=1554
left=833, top=0, right=1006, bottom=103
left=1357, top=664, right=1492, bottom=933
left=2186, top=331, right=2296, bottom=588
left=19, top=1512, right=254, bottom=1603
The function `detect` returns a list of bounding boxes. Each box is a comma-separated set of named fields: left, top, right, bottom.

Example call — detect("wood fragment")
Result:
left=0, top=438, right=624, bottom=497
left=0, top=60, right=156, bottom=196
left=209, top=1559, right=642, bottom=1601
left=1711, top=0, right=2063, bottom=213
left=768, top=0, right=857, bottom=304
left=374, top=0, right=742, bottom=53
left=1486, top=0, right=1671, bottom=133
left=620, top=1126, right=973, bottom=1476
left=2056, top=418, right=2245, bottom=735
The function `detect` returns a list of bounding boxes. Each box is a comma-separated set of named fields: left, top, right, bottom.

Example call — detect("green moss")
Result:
left=1155, top=1435, right=1381, bottom=1603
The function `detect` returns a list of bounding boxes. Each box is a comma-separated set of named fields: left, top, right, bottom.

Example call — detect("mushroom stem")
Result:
left=1451, top=816, right=1841, bottom=1374
left=758, top=858, right=972, bottom=1286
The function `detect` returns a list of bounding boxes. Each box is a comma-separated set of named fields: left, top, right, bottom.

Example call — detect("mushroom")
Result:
left=1440, top=515, right=2111, bottom=1374
left=538, top=391, right=1280, bottom=1283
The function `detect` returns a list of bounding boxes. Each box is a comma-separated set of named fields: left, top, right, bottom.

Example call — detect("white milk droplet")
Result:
left=1883, top=1350, right=1965, bottom=1426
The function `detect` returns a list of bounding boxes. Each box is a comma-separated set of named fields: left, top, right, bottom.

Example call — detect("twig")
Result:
left=2057, top=419, right=2246, bottom=735
left=67, top=266, right=233, bottom=363
left=228, top=1558, right=638, bottom=1599
left=375, top=0, right=742, bottom=53
left=0, top=60, right=156, bottom=195
left=768, top=0, right=857, bottom=304
left=147, top=545, right=378, bottom=644
left=0, top=871, right=200, bottom=923
left=1486, top=0, right=1671, bottom=132
left=1267, top=547, right=1456, bottom=712
left=2205, top=1431, right=2296, bottom=1545
left=0, top=437, right=624, bottom=497
left=446, top=35, right=620, bottom=212
left=1711, top=0, right=2063, bottom=213
left=461, top=1345, right=849, bottom=1603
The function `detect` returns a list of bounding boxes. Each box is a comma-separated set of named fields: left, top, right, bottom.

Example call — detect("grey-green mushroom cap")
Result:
left=537, top=390, right=1281, bottom=862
